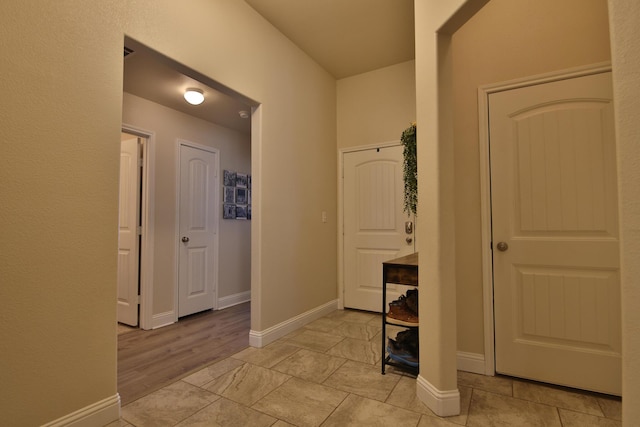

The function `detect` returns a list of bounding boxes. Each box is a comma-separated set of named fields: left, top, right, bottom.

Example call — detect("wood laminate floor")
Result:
left=117, top=302, right=250, bottom=405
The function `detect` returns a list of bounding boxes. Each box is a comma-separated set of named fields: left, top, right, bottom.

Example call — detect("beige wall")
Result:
left=122, top=93, right=251, bottom=312
left=337, top=60, right=416, bottom=150
left=0, top=0, right=336, bottom=424
left=0, top=2, right=124, bottom=424
left=607, top=0, right=640, bottom=422
left=451, top=0, right=611, bottom=355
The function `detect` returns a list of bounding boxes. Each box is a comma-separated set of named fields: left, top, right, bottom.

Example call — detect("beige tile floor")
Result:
left=108, top=309, right=621, bottom=426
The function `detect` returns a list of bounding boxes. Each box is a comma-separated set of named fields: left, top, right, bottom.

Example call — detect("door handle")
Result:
left=406, top=237, right=413, bottom=244
left=182, top=236, right=190, bottom=243
left=405, top=221, right=413, bottom=234
left=496, top=241, right=508, bottom=252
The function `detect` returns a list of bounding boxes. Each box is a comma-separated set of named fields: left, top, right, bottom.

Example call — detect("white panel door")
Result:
left=117, top=137, right=140, bottom=326
left=343, top=145, right=415, bottom=312
left=491, top=72, right=621, bottom=395
left=178, top=144, right=218, bottom=317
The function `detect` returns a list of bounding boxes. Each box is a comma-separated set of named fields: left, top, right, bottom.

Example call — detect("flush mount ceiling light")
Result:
left=238, top=110, right=249, bottom=119
left=184, top=88, right=204, bottom=105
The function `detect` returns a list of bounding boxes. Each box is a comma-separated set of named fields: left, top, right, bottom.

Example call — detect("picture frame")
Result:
left=223, top=204, right=236, bottom=219
left=223, top=186, right=235, bottom=203
left=223, top=170, right=236, bottom=187
left=235, top=205, right=248, bottom=220
left=236, top=187, right=248, bottom=205
left=236, top=173, right=248, bottom=188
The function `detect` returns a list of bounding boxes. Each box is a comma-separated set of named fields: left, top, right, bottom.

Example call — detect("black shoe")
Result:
left=405, top=288, right=418, bottom=315
left=395, top=329, right=419, bottom=356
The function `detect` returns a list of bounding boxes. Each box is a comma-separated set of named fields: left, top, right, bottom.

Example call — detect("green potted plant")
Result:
left=401, top=122, right=417, bottom=216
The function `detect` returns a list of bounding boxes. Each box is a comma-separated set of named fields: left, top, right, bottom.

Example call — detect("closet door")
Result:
left=491, top=72, right=621, bottom=395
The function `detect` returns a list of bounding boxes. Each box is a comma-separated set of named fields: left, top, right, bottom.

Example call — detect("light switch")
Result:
left=321, top=211, right=327, bottom=223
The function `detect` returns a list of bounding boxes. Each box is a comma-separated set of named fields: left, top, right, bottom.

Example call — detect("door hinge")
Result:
left=137, top=226, right=143, bottom=236
left=136, top=294, right=141, bottom=305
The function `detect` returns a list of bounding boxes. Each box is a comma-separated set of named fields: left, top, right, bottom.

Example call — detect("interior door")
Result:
left=343, top=145, right=415, bottom=312
left=490, top=72, right=621, bottom=395
left=117, top=136, right=141, bottom=326
left=178, top=143, right=218, bottom=317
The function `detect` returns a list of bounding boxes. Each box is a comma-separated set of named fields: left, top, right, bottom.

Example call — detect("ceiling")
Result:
left=123, top=44, right=254, bottom=134
left=244, top=0, right=414, bottom=79
left=123, top=1, right=415, bottom=134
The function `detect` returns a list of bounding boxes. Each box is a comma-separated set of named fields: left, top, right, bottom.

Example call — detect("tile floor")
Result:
left=108, top=309, right=621, bottom=426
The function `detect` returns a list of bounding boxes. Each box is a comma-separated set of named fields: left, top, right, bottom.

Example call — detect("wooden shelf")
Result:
left=381, top=252, right=419, bottom=375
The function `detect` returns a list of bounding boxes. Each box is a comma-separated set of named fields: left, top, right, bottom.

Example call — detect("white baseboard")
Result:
left=42, top=394, right=120, bottom=427
left=457, top=351, right=486, bottom=375
left=218, top=291, right=251, bottom=310
left=416, top=375, right=460, bottom=417
left=152, top=310, right=176, bottom=329
left=249, top=299, right=338, bottom=348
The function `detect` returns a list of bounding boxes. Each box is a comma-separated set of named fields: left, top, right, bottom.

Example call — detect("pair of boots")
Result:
left=387, top=328, right=419, bottom=367
left=387, top=288, right=418, bottom=326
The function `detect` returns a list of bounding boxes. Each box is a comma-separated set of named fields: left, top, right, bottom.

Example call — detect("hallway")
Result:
left=111, top=308, right=621, bottom=426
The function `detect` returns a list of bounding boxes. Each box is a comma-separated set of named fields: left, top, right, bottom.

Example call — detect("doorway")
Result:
left=122, top=38, right=256, bottom=328
left=118, top=127, right=155, bottom=330
left=340, top=143, right=416, bottom=312
left=117, top=133, right=141, bottom=326
left=480, top=65, right=621, bottom=395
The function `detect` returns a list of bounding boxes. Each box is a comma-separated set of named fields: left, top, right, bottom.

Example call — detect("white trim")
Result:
left=416, top=375, right=460, bottom=417
left=339, top=140, right=402, bottom=155
left=337, top=141, right=401, bottom=310
left=174, top=140, right=181, bottom=323
left=152, top=310, right=176, bottom=329
left=122, top=124, right=156, bottom=331
left=41, top=394, right=120, bottom=427
left=175, top=140, right=221, bottom=320
left=249, top=299, right=338, bottom=348
left=218, top=291, right=251, bottom=310
left=477, top=62, right=613, bottom=377
left=476, top=87, right=496, bottom=377
left=478, top=61, right=611, bottom=95
left=250, top=105, right=262, bottom=337
left=457, top=351, right=486, bottom=375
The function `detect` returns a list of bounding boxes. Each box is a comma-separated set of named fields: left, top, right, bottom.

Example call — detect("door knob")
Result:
left=182, top=236, right=190, bottom=243
left=496, top=241, right=508, bottom=252
left=406, top=237, right=413, bottom=244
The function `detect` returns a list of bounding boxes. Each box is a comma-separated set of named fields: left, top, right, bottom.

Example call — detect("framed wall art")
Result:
left=222, top=169, right=251, bottom=220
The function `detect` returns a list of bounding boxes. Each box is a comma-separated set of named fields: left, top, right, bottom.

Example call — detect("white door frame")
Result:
left=337, top=140, right=401, bottom=310
left=121, top=123, right=156, bottom=330
left=477, top=62, right=612, bottom=376
left=175, top=139, right=220, bottom=321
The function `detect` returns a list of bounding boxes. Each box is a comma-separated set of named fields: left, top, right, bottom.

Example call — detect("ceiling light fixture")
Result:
left=184, top=88, right=204, bottom=105
left=238, top=110, right=250, bottom=119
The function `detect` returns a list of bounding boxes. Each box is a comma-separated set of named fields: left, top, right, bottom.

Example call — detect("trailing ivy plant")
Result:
left=401, top=122, right=417, bottom=216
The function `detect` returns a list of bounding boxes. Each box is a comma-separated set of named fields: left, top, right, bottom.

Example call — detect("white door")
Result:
left=343, top=145, right=415, bottom=312
left=491, top=72, right=621, bottom=395
left=178, top=143, right=219, bottom=317
left=117, top=136, right=141, bottom=326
